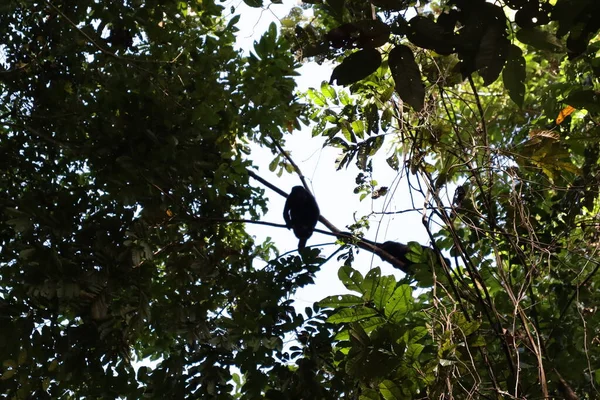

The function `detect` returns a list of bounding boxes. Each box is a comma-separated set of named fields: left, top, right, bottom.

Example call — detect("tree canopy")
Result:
left=1, top=0, right=599, bottom=399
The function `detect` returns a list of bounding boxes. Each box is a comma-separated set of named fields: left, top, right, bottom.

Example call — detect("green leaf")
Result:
left=338, top=265, right=364, bottom=293
left=319, top=294, right=364, bottom=308
left=405, top=343, right=424, bottom=362
left=340, top=120, right=356, bottom=142
left=365, top=103, right=380, bottom=134
left=381, top=107, right=393, bottom=131
left=327, top=306, right=378, bottom=323
left=469, top=335, right=486, bottom=347
left=320, top=81, right=337, bottom=100
left=373, top=275, right=397, bottom=310
left=349, top=322, right=370, bottom=346
left=388, top=45, right=424, bottom=111
left=384, top=284, right=413, bottom=322
left=359, top=388, right=380, bottom=399
left=330, top=48, right=382, bottom=86
left=338, top=90, right=352, bottom=105
left=308, top=88, right=327, bottom=107
left=503, top=45, right=526, bottom=108
left=334, top=316, right=386, bottom=341
left=268, top=155, right=279, bottom=172
left=361, top=267, right=381, bottom=299
left=351, top=120, right=365, bottom=138
left=407, top=326, right=428, bottom=344
left=379, top=379, right=405, bottom=400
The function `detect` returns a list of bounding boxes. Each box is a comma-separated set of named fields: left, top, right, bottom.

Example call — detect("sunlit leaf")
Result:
left=338, top=265, right=363, bottom=293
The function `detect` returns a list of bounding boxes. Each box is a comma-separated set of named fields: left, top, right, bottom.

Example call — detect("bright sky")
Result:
left=228, top=1, right=440, bottom=309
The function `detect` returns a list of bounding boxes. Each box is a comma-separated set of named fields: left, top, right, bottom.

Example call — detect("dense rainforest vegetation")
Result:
left=1, top=0, right=599, bottom=398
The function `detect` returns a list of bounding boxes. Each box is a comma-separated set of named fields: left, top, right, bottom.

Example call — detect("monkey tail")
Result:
left=298, top=238, right=307, bottom=251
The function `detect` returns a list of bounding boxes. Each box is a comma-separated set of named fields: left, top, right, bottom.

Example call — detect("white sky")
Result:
left=228, top=1, right=438, bottom=308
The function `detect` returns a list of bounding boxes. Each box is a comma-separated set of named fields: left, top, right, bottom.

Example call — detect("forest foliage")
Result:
left=0, top=0, right=600, bottom=398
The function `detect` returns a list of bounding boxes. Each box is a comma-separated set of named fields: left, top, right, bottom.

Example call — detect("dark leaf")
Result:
left=388, top=45, right=424, bottom=111
left=515, top=3, right=550, bottom=28
left=406, top=16, right=456, bottom=55
left=502, top=45, right=526, bottom=108
left=475, top=24, right=509, bottom=85
left=327, top=23, right=358, bottom=49
left=371, top=0, right=410, bottom=11
left=516, top=27, right=564, bottom=52
left=552, top=0, right=591, bottom=37
left=330, top=48, right=382, bottom=86
left=436, top=10, right=459, bottom=34
left=364, top=103, right=379, bottom=134
left=243, top=0, right=263, bottom=7
left=564, top=90, right=600, bottom=113
left=300, top=42, right=330, bottom=58
left=354, top=20, right=391, bottom=48
left=326, top=20, right=390, bottom=49
left=390, top=15, right=409, bottom=35
left=504, top=0, right=529, bottom=9
left=324, top=0, right=345, bottom=22
left=566, top=19, right=600, bottom=59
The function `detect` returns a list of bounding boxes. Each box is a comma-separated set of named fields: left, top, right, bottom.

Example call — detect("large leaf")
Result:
left=516, top=27, right=564, bottom=52
left=502, top=44, right=526, bottom=107
left=243, top=0, right=263, bottom=7
left=361, top=267, right=382, bottom=300
left=326, top=306, right=379, bottom=323
left=373, top=275, right=397, bottom=310
left=338, top=265, right=364, bottom=293
left=384, top=284, right=413, bottom=323
left=406, top=16, right=456, bottom=55
left=564, top=90, right=600, bottom=113
left=379, top=380, right=404, bottom=400
left=326, top=20, right=390, bottom=49
left=388, top=44, right=424, bottom=111
left=475, top=23, right=509, bottom=85
left=330, top=48, right=382, bottom=86
left=319, top=294, right=364, bottom=308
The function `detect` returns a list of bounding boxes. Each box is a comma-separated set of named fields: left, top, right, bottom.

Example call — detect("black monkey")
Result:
left=378, top=241, right=450, bottom=270
left=342, top=234, right=449, bottom=271
left=378, top=241, right=416, bottom=268
left=283, top=186, right=320, bottom=250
